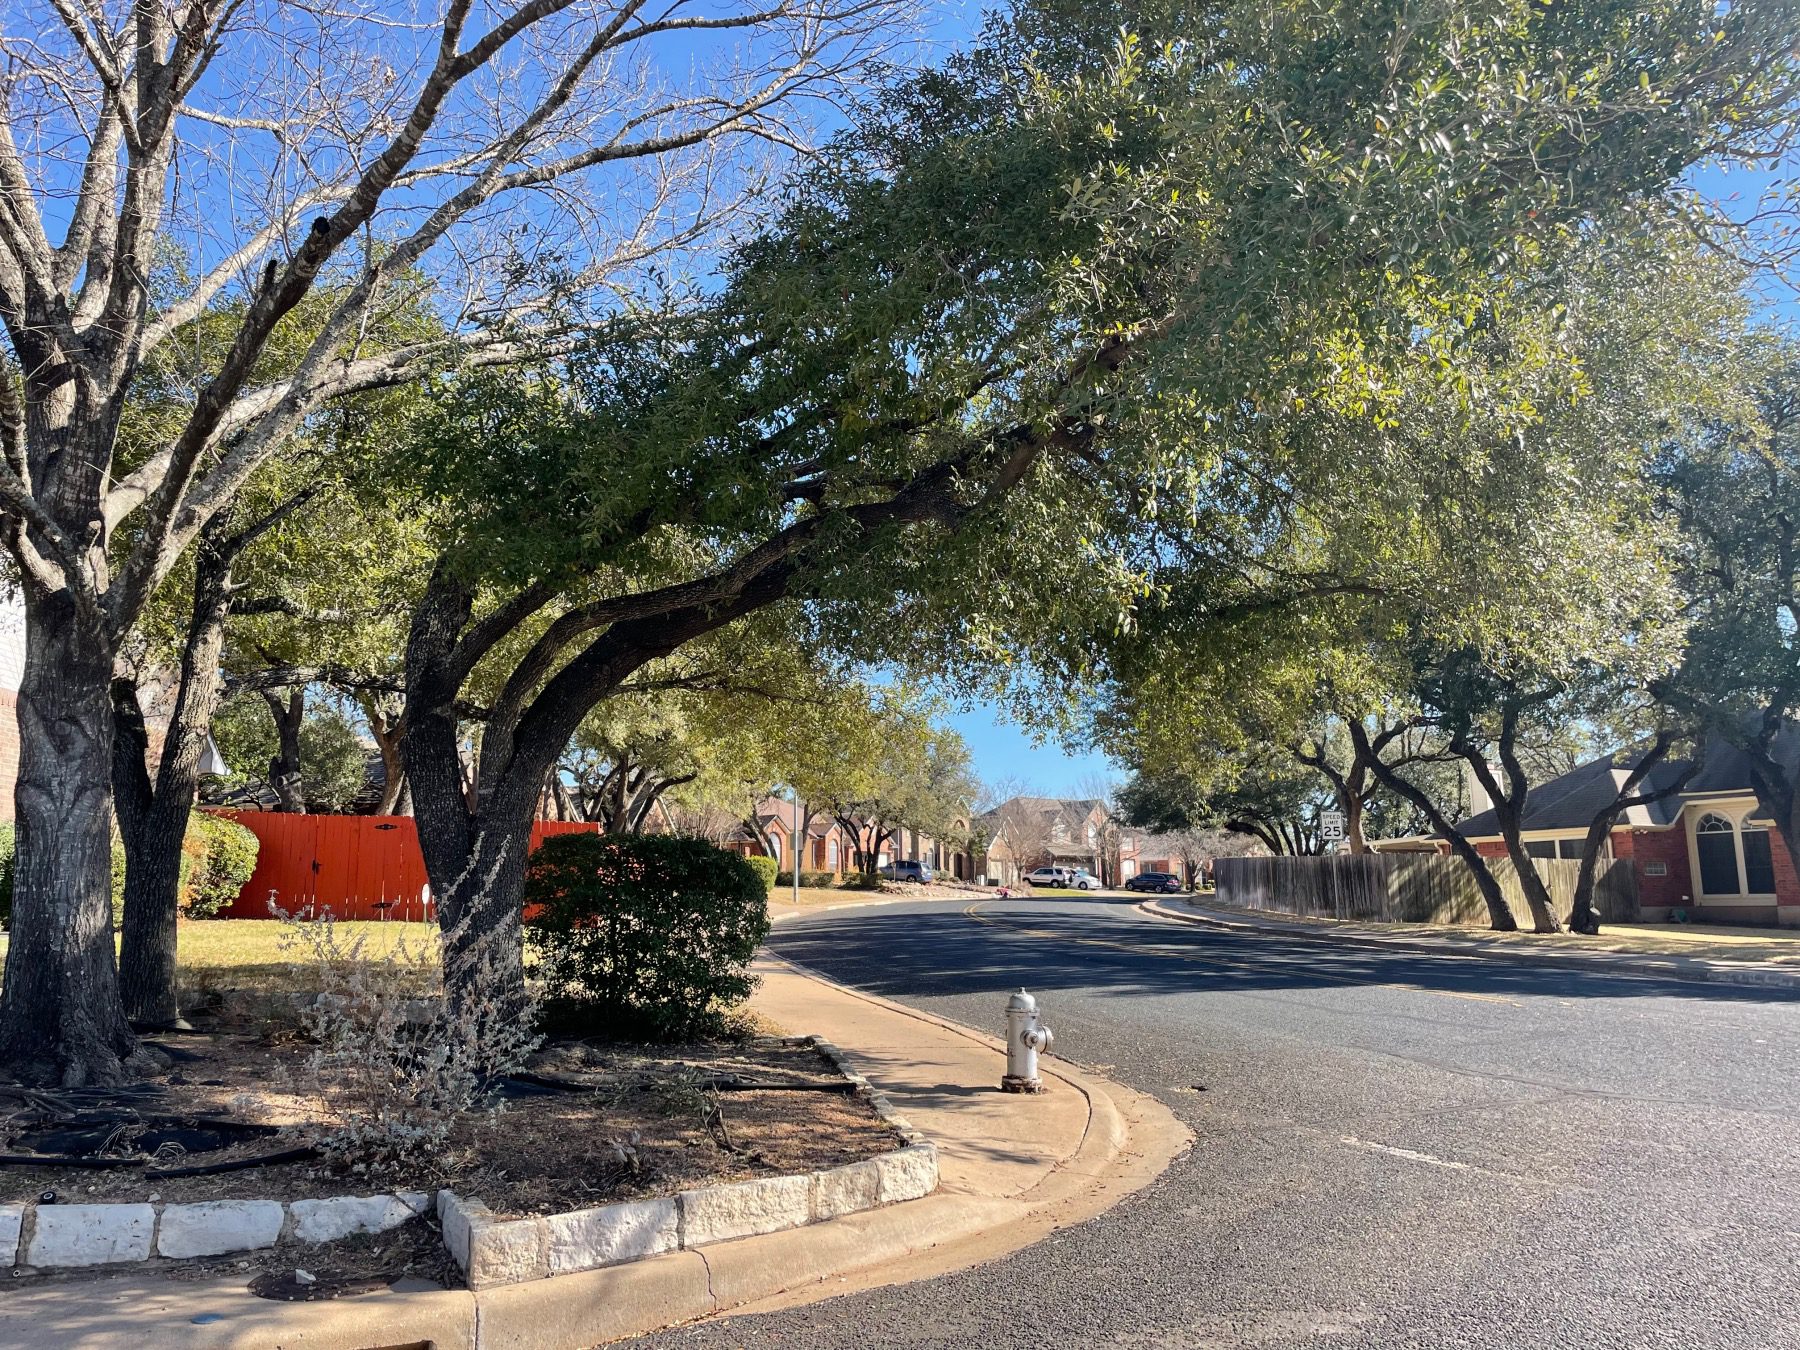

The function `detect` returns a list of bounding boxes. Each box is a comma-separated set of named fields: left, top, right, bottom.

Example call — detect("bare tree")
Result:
left=0, top=0, right=913, bottom=1084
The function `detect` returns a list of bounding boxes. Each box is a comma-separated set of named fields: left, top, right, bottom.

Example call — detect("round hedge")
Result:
left=744, top=854, right=778, bottom=896
left=523, top=833, right=772, bottom=1040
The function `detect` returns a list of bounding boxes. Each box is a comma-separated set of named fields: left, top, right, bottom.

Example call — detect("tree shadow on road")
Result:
left=766, top=900, right=1800, bottom=1008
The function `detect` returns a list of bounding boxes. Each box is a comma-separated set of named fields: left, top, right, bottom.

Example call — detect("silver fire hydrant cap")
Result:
left=1006, top=989, right=1037, bottom=1014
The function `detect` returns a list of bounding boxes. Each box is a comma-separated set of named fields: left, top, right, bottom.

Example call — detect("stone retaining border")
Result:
left=440, top=1034, right=939, bottom=1290
left=1, top=1189, right=432, bottom=1271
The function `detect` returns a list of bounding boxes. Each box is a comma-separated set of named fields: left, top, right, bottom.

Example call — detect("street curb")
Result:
left=768, top=894, right=981, bottom=925
left=1136, top=899, right=1800, bottom=992
left=0, top=963, right=1188, bottom=1350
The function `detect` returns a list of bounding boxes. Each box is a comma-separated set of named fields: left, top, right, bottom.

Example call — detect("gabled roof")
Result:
left=1455, top=726, right=1800, bottom=837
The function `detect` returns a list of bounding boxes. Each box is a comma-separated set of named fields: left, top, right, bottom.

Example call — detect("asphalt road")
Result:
left=631, top=896, right=1800, bottom=1350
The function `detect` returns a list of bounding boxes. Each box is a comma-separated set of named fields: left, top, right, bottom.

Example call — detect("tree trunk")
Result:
left=112, top=679, right=196, bottom=1029
left=1566, top=818, right=1613, bottom=937
left=1569, top=734, right=1691, bottom=935
left=1472, top=742, right=1561, bottom=934
left=1360, top=751, right=1518, bottom=931
left=115, top=540, right=236, bottom=1027
left=360, top=693, right=409, bottom=815
left=1492, top=801, right=1562, bottom=934
left=0, top=591, right=142, bottom=1084
left=1343, top=779, right=1368, bottom=855
left=423, top=785, right=534, bottom=1035
left=264, top=687, right=306, bottom=812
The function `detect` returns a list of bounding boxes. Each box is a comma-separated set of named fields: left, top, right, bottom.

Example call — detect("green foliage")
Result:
left=110, top=834, right=126, bottom=930
left=1658, top=331, right=1800, bottom=730
left=743, top=854, right=778, bottom=896
left=837, top=872, right=882, bottom=891
left=180, top=814, right=261, bottom=918
left=399, top=0, right=1796, bottom=769
left=774, top=870, right=837, bottom=888
left=298, top=708, right=369, bottom=812
left=209, top=694, right=369, bottom=811
left=0, top=824, right=13, bottom=928
left=1119, top=755, right=1336, bottom=857
left=523, top=834, right=772, bottom=1041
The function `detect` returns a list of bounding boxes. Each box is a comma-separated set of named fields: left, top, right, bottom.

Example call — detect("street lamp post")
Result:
left=793, top=792, right=803, bottom=908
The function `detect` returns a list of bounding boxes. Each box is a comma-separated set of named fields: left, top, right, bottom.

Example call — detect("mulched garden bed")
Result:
left=0, top=1031, right=902, bottom=1218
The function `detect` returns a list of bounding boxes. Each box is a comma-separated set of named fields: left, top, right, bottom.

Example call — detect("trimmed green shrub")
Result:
left=839, top=872, right=881, bottom=890
left=524, top=833, right=772, bottom=1041
left=0, top=823, right=13, bottom=928
left=180, top=813, right=260, bottom=918
left=744, top=854, right=778, bottom=897
left=110, top=833, right=126, bottom=929
left=774, top=870, right=837, bottom=888
left=0, top=813, right=260, bottom=930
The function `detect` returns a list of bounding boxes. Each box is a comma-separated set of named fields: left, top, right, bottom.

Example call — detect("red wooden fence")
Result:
left=214, top=811, right=601, bottom=922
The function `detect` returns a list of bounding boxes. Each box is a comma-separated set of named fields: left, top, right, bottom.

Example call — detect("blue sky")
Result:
left=945, top=704, right=1117, bottom=797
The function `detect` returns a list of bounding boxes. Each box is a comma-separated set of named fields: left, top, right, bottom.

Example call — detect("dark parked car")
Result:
left=1124, top=871, right=1183, bottom=894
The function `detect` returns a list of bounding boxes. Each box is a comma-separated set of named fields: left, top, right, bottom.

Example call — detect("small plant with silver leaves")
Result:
left=274, top=841, right=541, bottom=1171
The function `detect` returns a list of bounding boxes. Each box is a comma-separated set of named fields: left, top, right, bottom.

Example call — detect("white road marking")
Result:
left=1337, top=1135, right=1573, bottom=1190
left=1339, top=1136, right=1471, bottom=1171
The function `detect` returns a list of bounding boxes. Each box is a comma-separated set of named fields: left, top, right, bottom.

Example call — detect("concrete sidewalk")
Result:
left=1143, top=896, right=1800, bottom=992
left=0, top=961, right=1188, bottom=1349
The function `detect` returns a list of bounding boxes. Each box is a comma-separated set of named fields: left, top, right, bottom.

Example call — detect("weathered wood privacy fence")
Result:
left=1213, top=853, right=1639, bottom=927
left=214, top=812, right=602, bottom=922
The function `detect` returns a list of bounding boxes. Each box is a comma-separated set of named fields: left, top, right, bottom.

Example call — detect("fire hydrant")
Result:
left=1001, top=989, right=1054, bottom=1093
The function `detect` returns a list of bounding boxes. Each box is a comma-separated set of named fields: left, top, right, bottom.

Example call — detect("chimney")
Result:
left=1464, top=761, right=1495, bottom=818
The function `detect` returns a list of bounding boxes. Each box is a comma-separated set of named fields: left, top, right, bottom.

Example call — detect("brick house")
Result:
left=974, top=797, right=1136, bottom=886
left=1452, top=732, right=1800, bottom=926
left=729, top=797, right=980, bottom=880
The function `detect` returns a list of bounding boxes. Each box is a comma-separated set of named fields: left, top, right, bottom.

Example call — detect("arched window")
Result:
left=826, top=838, right=838, bottom=867
left=1695, top=813, right=1739, bottom=895
left=1742, top=822, right=1777, bottom=894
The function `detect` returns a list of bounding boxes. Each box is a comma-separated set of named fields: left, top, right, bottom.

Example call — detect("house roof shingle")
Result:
left=1455, top=727, right=1800, bottom=837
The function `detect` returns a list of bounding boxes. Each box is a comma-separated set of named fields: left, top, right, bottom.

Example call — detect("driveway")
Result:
left=629, top=895, right=1800, bottom=1349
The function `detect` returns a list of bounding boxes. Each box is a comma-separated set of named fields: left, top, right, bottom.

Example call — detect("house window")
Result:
left=1695, top=813, right=1740, bottom=895
left=827, top=839, right=838, bottom=867
left=1743, top=825, right=1777, bottom=895
left=1525, top=839, right=1594, bottom=863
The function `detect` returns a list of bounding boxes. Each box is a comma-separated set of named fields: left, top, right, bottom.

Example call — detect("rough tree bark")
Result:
left=112, top=501, right=311, bottom=1027
left=262, top=688, right=307, bottom=813
left=360, top=692, right=410, bottom=815
left=1464, top=701, right=1562, bottom=933
left=1568, top=731, right=1698, bottom=935
left=1353, top=722, right=1519, bottom=932
left=0, top=586, right=141, bottom=1083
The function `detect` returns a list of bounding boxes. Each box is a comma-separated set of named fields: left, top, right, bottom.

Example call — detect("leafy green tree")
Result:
left=384, top=0, right=1800, bottom=1025
left=1655, top=334, right=1800, bottom=877
left=111, top=355, right=432, bottom=1027
left=1098, top=225, right=1749, bottom=929
left=0, top=0, right=906, bottom=1085
left=1118, top=753, right=1336, bottom=857
left=208, top=694, right=369, bottom=813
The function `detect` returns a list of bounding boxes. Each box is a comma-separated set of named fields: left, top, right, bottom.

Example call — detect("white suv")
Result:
left=1024, top=866, right=1103, bottom=890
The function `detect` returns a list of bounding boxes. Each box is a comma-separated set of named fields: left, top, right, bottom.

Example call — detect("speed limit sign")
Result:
left=1321, top=810, right=1346, bottom=843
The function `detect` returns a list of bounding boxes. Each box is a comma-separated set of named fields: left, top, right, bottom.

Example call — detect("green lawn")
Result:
left=0, top=919, right=439, bottom=1000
